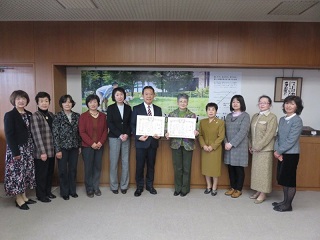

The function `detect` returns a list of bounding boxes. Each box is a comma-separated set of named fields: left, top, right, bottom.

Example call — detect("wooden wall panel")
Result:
left=94, top=22, right=156, bottom=63
left=0, top=22, right=34, bottom=63
left=277, top=23, right=317, bottom=67
left=218, top=22, right=281, bottom=66
left=156, top=22, right=218, bottom=64
left=53, top=66, right=67, bottom=113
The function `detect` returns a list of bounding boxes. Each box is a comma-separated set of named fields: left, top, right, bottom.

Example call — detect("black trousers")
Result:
left=58, top=148, right=79, bottom=196
left=227, top=165, right=245, bottom=191
left=135, top=147, right=157, bottom=189
left=35, top=157, right=55, bottom=199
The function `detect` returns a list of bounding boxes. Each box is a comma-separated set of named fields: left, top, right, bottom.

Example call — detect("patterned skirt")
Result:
left=4, top=137, right=36, bottom=196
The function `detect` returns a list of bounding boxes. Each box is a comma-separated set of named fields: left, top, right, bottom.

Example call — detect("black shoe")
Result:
left=47, top=193, right=56, bottom=199
left=272, top=201, right=283, bottom=207
left=273, top=205, right=293, bottom=212
left=94, top=189, right=102, bottom=196
left=180, top=192, right=187, bottom=197
left=134, top=188, right=143, bottom=197
left=37, top=197, right=51, bottom=203
left=112, top=190, right=119, bottom=194
left=62, top=196, right=69, bottom=200
left=16, top=201, right=29, bottom=210
left=87, top=191, right=94, bottom=198
left=70, top=193, right=78, bottom=198
left=146, top=187, right=157, bottom=195
left=211, top=190, right=217, bottom=196
left=25, top=199, right=37, bottom=204
left=204, top=188, right=212, bottom=194
left=121, top=189, right=127, bottom=194
left=173, top=191, right=180, bottom=196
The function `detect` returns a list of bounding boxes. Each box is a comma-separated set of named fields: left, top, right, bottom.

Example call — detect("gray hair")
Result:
left=177, top=93, right=189, bottom=101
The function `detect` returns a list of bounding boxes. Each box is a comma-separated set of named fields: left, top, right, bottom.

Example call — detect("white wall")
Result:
left=67, top=67, right=320, bottom=130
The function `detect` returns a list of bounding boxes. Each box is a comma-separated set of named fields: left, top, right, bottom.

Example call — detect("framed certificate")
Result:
left=167, top=117, right=196, bottom=139
left=136, top=115, right=165, bottom=137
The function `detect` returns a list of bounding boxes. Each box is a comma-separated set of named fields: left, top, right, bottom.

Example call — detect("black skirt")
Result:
left=277, top=154, right=299, bottom=187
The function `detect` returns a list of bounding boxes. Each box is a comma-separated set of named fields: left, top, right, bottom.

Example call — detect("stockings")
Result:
left=274, top=186, right=296, bottom=211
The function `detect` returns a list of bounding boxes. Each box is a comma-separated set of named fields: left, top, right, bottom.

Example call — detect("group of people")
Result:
left=4, top=86, right=304, bottom=213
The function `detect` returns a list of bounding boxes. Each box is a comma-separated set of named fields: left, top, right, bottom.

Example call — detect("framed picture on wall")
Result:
left=274, top=77, right=303, bottom=102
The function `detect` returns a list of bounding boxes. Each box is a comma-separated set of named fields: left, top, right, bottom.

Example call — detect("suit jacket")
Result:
left=107, top=103, right=132, bottom=138
left=131, top=102, right=162, bottom=149
left=274, top=115, right=303, bottom=155
left=4, top=107, right=33, bottom=157
left=30, top=110, right=55, bottom=158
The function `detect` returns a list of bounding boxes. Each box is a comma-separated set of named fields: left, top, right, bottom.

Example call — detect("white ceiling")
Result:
left=0, top=0, right=320, bottom=22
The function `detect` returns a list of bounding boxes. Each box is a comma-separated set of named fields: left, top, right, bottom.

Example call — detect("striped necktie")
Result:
left=147, top=106, right=152, bottom=116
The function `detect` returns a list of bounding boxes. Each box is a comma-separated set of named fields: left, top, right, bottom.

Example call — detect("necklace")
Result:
left=90, top=111, right=99, bottom=117
left=39, top=111, right=49, bottom=120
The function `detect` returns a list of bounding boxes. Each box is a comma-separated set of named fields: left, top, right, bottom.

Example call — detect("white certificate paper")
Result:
left=136, top=115, right=165, bottom=137
left=167, top=117, right=196, bottom=139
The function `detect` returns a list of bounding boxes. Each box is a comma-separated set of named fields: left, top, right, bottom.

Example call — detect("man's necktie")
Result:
left=147, top=106, right=152, bottom=116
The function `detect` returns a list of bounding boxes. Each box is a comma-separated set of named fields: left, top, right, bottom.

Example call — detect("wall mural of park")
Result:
left=81, top=70, right=210, bottom=117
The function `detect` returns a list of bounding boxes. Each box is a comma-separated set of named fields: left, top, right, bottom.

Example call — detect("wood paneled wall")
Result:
left=1, top=21, right=320, bottom=188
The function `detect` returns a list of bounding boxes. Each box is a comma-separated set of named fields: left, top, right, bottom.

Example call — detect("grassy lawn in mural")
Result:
left=82, top=96, right=208, bottom=116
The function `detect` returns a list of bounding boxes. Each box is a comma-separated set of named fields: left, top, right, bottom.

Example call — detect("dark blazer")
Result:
left=107, top=103, right=132, bottom=138
left=30, top=111, right=55, bottom=158
left=4, top=107, right=33, bottom=157
left=131, top=103, right=162, bottom=149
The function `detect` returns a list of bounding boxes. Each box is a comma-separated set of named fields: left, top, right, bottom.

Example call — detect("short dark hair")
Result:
left=258, top=95, right=272, bottom=105
left=112, top=82, right=118, bottom=86
left=142, top=86, right=155, bottom=94
left=206, top=102, right=218, bottom=111
left=111, top=87, right=126, bottom=102
left=230, top=95, right=246, bottom=112
left=35, top=92, right=51, bottom=104
left=10, top=90, right=30, bottom=106
left=85, top=94, right=100, bottom=108
left=282, top=95, right=304, bottom=115
left=59, top=94, right=76, bottom=108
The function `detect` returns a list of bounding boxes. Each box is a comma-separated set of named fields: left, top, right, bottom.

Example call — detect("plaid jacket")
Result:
left=30, top=111, right=55, bottom=158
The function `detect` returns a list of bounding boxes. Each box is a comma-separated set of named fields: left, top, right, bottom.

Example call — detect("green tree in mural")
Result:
left=153, top=71, right=194, bottom=93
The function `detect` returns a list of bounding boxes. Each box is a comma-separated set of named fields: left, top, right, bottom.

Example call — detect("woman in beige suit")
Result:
left=199, top=103, right=225, bottom=196
left=249, top=95, right=278, bottom=203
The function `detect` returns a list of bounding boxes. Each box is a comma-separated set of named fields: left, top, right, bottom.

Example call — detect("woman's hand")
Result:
left=41, top=153, right=47, bottom=161
left=225, top=142, right=232, bottom=151
left=56, top=152, right=62, bottom=159
left=13, top=155, right=21, bottom=160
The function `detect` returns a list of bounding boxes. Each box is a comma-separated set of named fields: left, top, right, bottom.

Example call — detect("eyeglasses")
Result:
left=258, top=102, right=270, bottom=105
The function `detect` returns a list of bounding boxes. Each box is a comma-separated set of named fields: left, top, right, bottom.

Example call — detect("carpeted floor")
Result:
left=0, top=185, right=319, bottom=240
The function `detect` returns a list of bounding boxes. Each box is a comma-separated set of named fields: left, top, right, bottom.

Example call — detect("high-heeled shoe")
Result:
left=15, top=201, right=29, bottom=210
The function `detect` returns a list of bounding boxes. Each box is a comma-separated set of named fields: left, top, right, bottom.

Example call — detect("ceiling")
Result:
left=0, top=0, right=320, bottom=22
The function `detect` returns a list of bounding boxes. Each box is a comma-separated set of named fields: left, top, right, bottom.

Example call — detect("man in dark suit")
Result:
left=131, top=86, right=162, bottom=197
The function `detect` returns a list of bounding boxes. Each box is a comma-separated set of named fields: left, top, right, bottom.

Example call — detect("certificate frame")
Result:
left=274, top=77, right=302, bottom=102
left=167, top=117, right=196, bottom=139
left=136, top=115, right=165, bottom=137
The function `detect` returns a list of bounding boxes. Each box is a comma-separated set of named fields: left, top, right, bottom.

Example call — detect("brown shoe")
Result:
left=225, top=188, right=235, bottom=196
left=231, top=190, right=242, bottom=198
